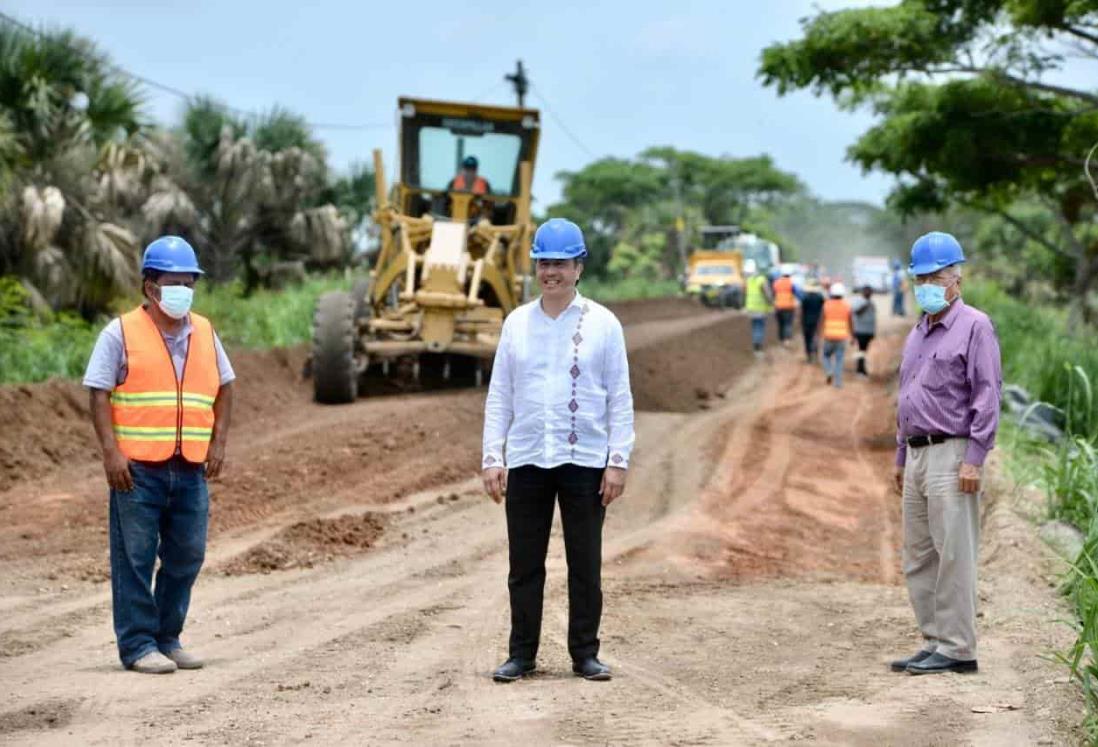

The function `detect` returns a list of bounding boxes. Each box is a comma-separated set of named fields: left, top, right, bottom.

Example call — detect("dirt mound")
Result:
left=630, top=313, right=767, bottom=412
left=607, top=296, right=704, bottom=326
left=220, top=513, right=385, bottom=575
left=0, top=381, right=100, bottom=494
left=0, top=345, right=307, bottom=495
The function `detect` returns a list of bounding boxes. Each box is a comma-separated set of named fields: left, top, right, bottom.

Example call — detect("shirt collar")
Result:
left=920, top=297, right=965, bottom=334
left=140, top=304, right=192, bottom=338
left=537, top=289, right=585, bottom=318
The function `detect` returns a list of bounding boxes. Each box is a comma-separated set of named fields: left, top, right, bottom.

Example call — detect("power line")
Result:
left=0, top=10, right=393, bottom=132
left=529, top=84, right=596, bottom=160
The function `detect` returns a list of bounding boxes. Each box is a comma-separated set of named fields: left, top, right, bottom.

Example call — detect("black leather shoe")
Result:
left=890, top=649, right=934, bottom=672
left=907, top=652, right=978, bottom=675
left=572, top=657, right=611, bottom=681
left=492, top=658, right=535, bottom=682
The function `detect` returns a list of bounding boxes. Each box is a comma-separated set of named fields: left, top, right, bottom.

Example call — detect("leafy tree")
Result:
left=0, top=23, right=152, bottom=317
left=549, top=150, right=802, bottom=279
left=759, top=0, right=1098, bottom=325
left=168, top=97, right=347, bottom=291
left=640, top=147, right=803, bottom=225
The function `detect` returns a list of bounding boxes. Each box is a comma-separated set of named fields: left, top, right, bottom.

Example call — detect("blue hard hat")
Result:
left=462, top=155, right=478, bottom=169
left=909, top=231, right=964, bottom=276
left=531, top=218, right=588, bottom=260
left=142, top=235, right=204, bottom=275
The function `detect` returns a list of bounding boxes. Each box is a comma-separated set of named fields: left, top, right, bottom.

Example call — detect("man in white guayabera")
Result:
left=482, top=218, right=635, bottom=683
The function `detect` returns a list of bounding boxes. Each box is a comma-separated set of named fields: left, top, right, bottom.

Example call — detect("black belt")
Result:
left=905, top=433, right=960, bottom=449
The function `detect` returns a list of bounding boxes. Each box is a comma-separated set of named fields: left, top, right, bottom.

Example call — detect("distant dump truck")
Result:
left=852, top=255, right=891, bottom=293
left=684, top=226, right=745, bottom=309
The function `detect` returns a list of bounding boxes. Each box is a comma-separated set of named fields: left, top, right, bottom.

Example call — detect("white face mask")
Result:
left=157, top=285, right=194, bottom=319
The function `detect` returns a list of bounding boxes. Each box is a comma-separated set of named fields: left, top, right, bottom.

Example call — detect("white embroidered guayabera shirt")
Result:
left=482, top=291, right=635, bottom=471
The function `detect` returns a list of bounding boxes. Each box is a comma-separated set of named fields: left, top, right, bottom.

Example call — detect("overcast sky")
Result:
left=6, top=1, right=920, bottom=208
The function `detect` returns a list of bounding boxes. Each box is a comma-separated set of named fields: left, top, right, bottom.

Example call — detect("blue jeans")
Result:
left=822, top=340, right=846, bottom=388
left=750, top=315, right=767, bottom=351
left=109, top=458, right=208, bottom=667
left=892, top=291, right=906, bottom=316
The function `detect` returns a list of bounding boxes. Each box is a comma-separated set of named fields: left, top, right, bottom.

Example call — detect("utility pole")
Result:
left=505, top=60, right=529, bottom=108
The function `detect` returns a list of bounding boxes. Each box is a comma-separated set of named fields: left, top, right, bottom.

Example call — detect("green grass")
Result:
left=972, top=278, right=1098, bottom=742
left=193, top=275, right=348, bottom=349
left=966, top=280, right=1098, bottom=442
left=0, top=274, right=351, bottom=384
left=581, top=276, right=682, bottom=303
left=0, top=271, right=679, bottom=385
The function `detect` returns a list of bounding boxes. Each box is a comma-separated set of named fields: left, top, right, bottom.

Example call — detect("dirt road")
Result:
left=0, top=298, right=1083, bottom=744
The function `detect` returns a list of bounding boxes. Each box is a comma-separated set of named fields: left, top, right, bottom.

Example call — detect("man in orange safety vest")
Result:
left=772, top=268, right=798, bottom=347
left=83, top=236, right=235, bottom=675
left=819, top=282, right=854, bottom=388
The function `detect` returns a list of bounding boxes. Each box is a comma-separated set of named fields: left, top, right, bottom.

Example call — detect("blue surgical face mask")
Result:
left=914, top=282, right=950, bottom=314
left=157, top=285, right=194, bottom=319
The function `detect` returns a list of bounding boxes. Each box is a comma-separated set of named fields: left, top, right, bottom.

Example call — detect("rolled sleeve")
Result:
left=482, top=320, right=514, bottom=469
left=214, top=332, right=236, bottom=386
left=604, top=318, right=635, bottom=469
left=82, top=319, right=124, bottom=391
left=964, top=320, right=1002, bottom=466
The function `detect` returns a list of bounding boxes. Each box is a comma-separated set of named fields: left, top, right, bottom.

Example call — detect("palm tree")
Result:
left=0, top=23, right=148, bottom=317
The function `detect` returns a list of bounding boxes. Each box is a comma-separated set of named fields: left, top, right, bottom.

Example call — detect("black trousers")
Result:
left=855, top=333, right=874, bottom=374
left=775, top=309, right=795, bottom=341
left=505, top=464, right=605, bottom=662
left=802, top=325, right=819, bottom=361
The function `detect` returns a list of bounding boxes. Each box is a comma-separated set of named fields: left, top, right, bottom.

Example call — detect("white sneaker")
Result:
left=164, top=647, right=204, bottom=670
left=131, top=651, right=177, bottom=674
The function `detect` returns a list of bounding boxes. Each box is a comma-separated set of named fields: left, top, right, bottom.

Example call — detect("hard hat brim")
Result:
left=530, top=250, right=588, bottom=260
left=143, top=261, right=205, bottom=275
left=909, top=257, right=965, bottom=276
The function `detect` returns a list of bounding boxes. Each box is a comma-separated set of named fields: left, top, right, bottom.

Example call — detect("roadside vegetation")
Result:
left=966, top=280, right=1098, bottom=739
left=0, top=274, right=347, bottom=383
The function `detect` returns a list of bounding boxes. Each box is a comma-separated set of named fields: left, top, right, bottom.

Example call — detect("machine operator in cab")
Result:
left=449, top=155, right=491, bottom=195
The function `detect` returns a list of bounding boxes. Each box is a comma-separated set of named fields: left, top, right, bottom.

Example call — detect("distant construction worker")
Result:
left=891, top=232, right=1001, bottom=676
left=798, top=278, right=826, bottom=363
left=744, top=265, right=773, bottom=357
left=820, top=282, right=853, bottom=388
left=482, top=218, right=634, bottom=683
left=449, top=155, right=491, bottom=195
left=83, top=236, right=234, bottom=675
left=891, top=259, right=907, bottom=316
left=772, top=268, right=797, bottom=347
left=851, top=285, right=877, bottom=378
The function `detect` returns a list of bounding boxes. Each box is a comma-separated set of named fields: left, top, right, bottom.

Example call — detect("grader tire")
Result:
left=351, top=277, right=373, bottom=324
left=313, top=291, right=358, bottom=404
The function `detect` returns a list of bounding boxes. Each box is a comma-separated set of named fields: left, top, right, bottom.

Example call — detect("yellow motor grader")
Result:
left=312, top=97, right=539, bottom=403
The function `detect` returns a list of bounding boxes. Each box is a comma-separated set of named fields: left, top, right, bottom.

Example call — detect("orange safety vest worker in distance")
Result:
left=110, top=307, right=220, bottom=463
left=821, top=298, right=853, bottom=341
left=773, top=276, right=797, bottom=310
left=452, top=173, right=490, bottom=195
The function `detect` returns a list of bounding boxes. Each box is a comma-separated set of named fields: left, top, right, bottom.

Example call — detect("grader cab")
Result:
left=312, top=97, right=540, bottom=403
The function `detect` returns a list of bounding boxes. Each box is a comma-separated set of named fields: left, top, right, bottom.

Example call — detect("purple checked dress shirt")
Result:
left=896, top=299, right=1002, bottom=467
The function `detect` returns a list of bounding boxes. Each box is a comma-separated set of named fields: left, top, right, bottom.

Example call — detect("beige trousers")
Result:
left=901, top=437, right=980, bottom=661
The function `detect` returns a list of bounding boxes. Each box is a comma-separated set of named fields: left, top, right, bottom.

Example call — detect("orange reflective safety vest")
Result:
left=822, top=298, right=853, bottom=341
left=110, top=307, right=220, bottom=463
left=773, top=276, right=796, bottom=310
left=452, top=173, right=489, bottom=195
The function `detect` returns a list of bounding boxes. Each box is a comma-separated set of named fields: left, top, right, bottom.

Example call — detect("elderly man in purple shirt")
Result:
left=890, top=232, right=1002, bottom=676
